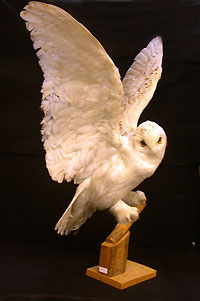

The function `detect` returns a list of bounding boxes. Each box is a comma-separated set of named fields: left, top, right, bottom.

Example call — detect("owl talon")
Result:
left=110, top=200, right=139, bottom=224
left=122, top=190, right=147, bottom=207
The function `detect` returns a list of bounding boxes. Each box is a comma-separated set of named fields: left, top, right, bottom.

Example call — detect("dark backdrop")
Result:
left=0, top=0, right=200, bottom=300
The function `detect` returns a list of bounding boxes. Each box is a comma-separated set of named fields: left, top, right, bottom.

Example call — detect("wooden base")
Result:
left=86, top=260, right=157, bottom=290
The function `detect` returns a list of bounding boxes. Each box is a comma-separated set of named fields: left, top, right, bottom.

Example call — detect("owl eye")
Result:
left=157, top=137, right=162, bottom=144
left=140, top=140, right=147, bottom=147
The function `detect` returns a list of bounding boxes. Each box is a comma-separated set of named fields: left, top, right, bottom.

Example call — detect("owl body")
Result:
left=89, top=121, right=166, bottom=212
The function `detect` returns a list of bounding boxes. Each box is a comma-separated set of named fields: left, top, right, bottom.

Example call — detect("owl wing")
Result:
left=120, top=37, right=163, bottom=135
left=20, top=1, right=123, bottom=184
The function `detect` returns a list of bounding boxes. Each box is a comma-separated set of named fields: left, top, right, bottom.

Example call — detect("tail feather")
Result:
left=55, top=178, right=94, bottom=235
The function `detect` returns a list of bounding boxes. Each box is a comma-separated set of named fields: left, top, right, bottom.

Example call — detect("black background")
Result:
left=0, top=0, right=200, bottom=300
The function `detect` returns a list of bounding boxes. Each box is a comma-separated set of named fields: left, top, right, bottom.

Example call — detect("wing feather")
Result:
left=20, top=1, right=123, bottom=183
left=120, top=37, right=163, bottom=134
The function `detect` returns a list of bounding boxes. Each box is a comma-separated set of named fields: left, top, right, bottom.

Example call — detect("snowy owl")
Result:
left=20, top=2, right=167, bottom=236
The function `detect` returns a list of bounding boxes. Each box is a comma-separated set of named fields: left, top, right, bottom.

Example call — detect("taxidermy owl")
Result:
left=20, top=1, right=167, bottom=235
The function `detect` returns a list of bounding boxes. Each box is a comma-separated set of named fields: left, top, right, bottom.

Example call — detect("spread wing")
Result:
left=20, top=1, right=123, bottom=184
left=120, top=37, right=163, bottom=135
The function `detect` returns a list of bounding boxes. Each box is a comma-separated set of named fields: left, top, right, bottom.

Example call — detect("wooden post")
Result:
left=86, top=202, right=157, bottom=289
left=99, top=230, right=130, bottom=277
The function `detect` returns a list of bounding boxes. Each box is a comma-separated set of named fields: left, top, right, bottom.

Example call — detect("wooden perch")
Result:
left=97, top=201, right=146, bottom=277
left=86, top=200, right=157, bottom=289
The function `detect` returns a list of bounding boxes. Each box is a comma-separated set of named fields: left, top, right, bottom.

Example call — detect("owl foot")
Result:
left=122, top=190, right=146, bottom=207
left=110, top=200, right=139, bottom=224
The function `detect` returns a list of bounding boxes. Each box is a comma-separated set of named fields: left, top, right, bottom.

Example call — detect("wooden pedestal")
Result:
left=99, top=230, right=130, bottom=277
left=86, top=202, right=157, bottom=289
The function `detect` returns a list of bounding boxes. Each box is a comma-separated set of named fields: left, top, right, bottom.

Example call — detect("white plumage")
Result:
left=20, top=1, right=167, bottom=235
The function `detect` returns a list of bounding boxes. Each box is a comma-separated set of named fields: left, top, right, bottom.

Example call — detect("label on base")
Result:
left=99, top=266, right=108, bottom=274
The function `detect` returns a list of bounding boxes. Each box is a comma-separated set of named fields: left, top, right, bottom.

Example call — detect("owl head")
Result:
left=133, top=121, right=167, bottom=162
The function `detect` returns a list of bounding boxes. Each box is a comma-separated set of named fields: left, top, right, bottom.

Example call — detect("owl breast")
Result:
left=89, top=148, right=156, bottom=210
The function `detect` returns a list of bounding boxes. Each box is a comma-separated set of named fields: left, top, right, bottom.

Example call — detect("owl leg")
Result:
left=122, top=190, right=146, bottom=207
left=110, top=200, right=139, bottom=224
